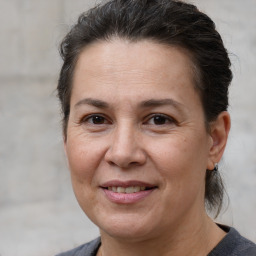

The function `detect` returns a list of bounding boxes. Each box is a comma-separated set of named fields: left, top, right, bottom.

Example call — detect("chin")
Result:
left=101, top=226, right=154, bottom=242
left=96, top=214, right=157, bottom=241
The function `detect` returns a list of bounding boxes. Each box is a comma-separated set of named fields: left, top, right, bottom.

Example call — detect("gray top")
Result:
left=207, top=226, right=256, bottom=256
left=56, top=237, right=101, bottom=256
left=56, top=226, right=256, bottom=256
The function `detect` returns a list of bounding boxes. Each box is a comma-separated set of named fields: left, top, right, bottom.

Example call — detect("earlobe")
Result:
left=207, top=111, right=231, bottom=170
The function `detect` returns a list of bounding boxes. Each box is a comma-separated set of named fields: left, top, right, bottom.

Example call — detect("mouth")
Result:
left=105, top=186, right=154, bottom=193
left=100, top=180, right=157, bottom=192
left=100, top=180, right=157, bottom=204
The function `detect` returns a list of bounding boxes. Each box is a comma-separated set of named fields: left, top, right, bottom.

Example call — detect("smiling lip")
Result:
left=100, top=180, right=157, bottom=204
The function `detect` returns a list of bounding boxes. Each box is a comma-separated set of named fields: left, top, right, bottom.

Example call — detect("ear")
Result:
left=207, top=111, right=231, bottom=170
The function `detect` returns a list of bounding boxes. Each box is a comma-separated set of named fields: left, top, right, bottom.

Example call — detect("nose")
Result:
left=104, top=124, right=146, bottom=169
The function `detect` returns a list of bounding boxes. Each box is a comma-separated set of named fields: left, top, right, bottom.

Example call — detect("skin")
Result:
left=64, top=39, right=231, bottom=256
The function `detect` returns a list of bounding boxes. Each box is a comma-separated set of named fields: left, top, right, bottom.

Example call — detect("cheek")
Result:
left=149, top=135, right=195, bottom=167
left=149, top=134, right=208, bottom=187
left=65, top=137, right=103, bottom=211
left=65, top=136, right=103, bottom=182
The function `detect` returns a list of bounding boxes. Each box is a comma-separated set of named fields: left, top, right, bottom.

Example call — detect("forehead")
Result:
left=74, top=39, right=195, bottom=78
left=71, top=39, right=199, bottom=107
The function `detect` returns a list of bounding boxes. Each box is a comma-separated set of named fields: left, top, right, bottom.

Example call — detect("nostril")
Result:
left=107, top=161, right=116, bottom=166
left=106, top=160, right=143, bottom=169
left=130, top=161, right=142, bottom=166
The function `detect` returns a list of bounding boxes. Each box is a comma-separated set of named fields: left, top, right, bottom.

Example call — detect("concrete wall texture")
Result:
left=0, top=0, right=255, bottom=255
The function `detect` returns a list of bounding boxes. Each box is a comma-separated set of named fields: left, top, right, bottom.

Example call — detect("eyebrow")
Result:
left=74, top=97, right=184, bottom=111
left=139, top=98, right=184, bottom=110
left=74, top=98, right=109, bottom=109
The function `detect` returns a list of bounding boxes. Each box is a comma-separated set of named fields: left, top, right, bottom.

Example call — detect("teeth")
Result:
left=117, top=187, right=125, bottom=193
left=134, top=186, right=140, bottom=192
left=107, top=186, right=147, bottom=193
left=125, top=187, right=134, bottom=193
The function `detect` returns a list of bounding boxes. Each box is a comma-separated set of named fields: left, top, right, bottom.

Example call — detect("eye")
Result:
left=83, top=114, right=108, bottom=125
left=146, top=114, right=175, bottom=125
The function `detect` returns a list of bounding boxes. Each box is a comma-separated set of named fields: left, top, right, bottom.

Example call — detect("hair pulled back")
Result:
left=58, top=0, right=232, bottom=216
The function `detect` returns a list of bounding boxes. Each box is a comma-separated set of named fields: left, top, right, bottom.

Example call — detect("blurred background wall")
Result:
left=0, top=0, right=255, bottom=255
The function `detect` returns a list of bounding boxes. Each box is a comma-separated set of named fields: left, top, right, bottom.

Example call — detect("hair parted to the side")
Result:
left=57, top=0, right=232, bottom=216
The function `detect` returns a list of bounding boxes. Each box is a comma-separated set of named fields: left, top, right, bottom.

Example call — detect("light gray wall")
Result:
left=0, top=0, right=255, bottom=255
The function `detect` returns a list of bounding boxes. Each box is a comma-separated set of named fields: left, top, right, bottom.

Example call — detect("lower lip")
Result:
left=102, top=189, right=155, bottom=204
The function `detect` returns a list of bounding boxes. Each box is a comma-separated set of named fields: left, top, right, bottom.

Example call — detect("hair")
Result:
left=57, top=0, right=232, bottom=216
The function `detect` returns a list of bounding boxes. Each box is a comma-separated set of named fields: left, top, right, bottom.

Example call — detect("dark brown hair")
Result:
left=57, top=0, right=232, bottom=215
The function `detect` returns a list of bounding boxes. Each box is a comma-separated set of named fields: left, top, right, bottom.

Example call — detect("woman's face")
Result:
left=65, top=40, right=215, bottom=241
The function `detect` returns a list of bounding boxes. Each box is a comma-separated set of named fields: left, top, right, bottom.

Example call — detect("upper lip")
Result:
left=100, top=180, right=157, bottom=188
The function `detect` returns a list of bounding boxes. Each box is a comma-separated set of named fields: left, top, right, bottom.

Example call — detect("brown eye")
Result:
left=85, top=115, right=107, bottom=125
left=147, top=114, right=174, bottom=125
left=153, top=115, right=168, bottom=125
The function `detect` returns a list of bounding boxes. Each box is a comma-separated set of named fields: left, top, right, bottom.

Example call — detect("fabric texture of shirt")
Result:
left=56, top=226, right=256, bottom=256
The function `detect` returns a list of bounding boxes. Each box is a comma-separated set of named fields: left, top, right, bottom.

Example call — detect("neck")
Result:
left=98, top=214, right=226, bottom=256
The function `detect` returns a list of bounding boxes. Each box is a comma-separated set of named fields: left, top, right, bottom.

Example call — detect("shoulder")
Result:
left=55, top=237, right=101, bottom=256
left=209, top=225, right=256, bottom=256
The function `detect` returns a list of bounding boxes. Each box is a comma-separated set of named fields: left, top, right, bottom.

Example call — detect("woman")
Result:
left=56, top=0, right=256, bottom=255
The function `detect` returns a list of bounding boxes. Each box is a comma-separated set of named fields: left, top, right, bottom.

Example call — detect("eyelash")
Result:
left=145, top=114, right=176, bottom=126
left=81, top=113, right=176, bottom=126
left=81, top=114, right=110, bottom=125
